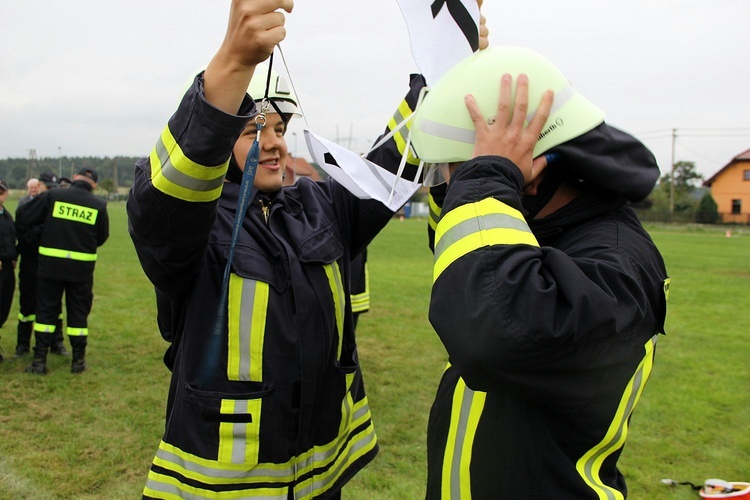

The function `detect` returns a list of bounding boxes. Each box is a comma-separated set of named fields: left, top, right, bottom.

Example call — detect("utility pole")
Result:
left=58, top=146, right=62, bottom=178
left=669, top=128, right=677, bottom=214
left=113, top=160, right=119, bottom=194
left=28, top=149, right=38, bottom=180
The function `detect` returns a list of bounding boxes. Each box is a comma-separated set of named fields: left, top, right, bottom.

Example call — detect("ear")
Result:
left=523, top=174, right=545, bottom=196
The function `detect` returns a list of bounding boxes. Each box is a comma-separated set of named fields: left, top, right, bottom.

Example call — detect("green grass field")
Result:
left=0, top=202, right=748, bottom=499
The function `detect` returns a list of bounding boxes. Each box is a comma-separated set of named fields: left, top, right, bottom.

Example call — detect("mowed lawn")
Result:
left=0, top=201, right=748, bottom=499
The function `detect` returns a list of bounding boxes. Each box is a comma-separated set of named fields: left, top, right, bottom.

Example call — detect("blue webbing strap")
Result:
left=199, top=57, right=274, bottom=385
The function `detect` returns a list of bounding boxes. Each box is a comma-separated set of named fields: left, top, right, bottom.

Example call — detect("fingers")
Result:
left=511, top=74, right=529, bottom=129
left=496, top=73, right=512, bottom=126
left=478, top=14, right=489, bottom=50
left=465, top=94, right=487, bottom=134
left=527, top=89, right=555, bottom=139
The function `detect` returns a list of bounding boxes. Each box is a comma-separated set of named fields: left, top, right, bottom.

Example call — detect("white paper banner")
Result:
left=305, top=130, right=421, bottom=212
left=395, top=0, right=480, bottom=85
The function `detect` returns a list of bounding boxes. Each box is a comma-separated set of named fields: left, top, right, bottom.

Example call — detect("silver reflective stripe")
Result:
left=310, top=428, right=377, bottom=493
left=577, top=335, right=658, bottom=499
left=238, top=280, right=258, bottom=380
left=145, top=475, right=287, bottom=500
left=527, top=83, right=576, bottom=122
left=450, top=387, right=477, bottom=499
left=232, top=400, right=249, bottom=464
left=154, top=446, right=294, bottom=480
left=154, top=138, right=226, bottom=192
left=420, top=83, right=578, bottom=146
left=419, top=119, right=477, bottom=145
left=434, top=212, right=531, bottom=263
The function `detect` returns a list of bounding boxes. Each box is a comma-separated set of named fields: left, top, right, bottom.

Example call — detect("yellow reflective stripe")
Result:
left=150, top=125, right=229, bottom=202
left=152, top=441, right=295, bottom=486
left=387, top=99, right=420, bottom=166
left=442, top=375, right=487, bottom=499
left=144, top=470, right=287, bottom=499
left=305, top=422, right=377, bottom=498
left=227, top=275, right=268, bottom=382
left=66, top=327, right=88, bottom=337
left=434, top=198, right=538, bottom=282
left=428, top=192, right=442, bottom=231
left=39, top=246, right=97, bottom=261
left=663, top=277, right=671, bottom=301
left=323, top=263, right=345, bottom=362
left=33, top=323, right=56, bottom=333
left=147, top=397, right=376, bottom=496
left=350, top=263, right=370, bottom=313
left=52, top=201, right=98, bottom=225
left=18, top=313, right=36, bottom=322
left=576, top=335, right=658, bottom=500
left=295, top=395, right=376, bottom=498
left=218, top=399, right=262, bottom=466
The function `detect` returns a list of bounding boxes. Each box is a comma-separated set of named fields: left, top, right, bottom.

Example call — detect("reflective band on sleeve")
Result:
left=575, top=335, right=658, bottom=500
left=150, top=125, right=229, bottom=202
left=227, top=275, right=269, bottom=382
left=442, top=373, right=487, bottom=499
left=351, top=264, right=370, bottom=313
left=52, top=201, right=98, bottom=225
left=428, top=192, right=442, bottom=232
left=39, top=246, right=97, bottom=262
left=388, top=99, right=420, bottom=166
left=18, top=313, right=36, bottom=322
left=663, top=277, right=671, bottom=301
left=323, top=263, right=346, bottom=362
left=433, top=198, right=538, bottom=282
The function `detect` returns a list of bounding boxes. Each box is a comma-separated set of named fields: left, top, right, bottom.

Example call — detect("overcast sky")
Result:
left=1, top=0, right=748, bottom=178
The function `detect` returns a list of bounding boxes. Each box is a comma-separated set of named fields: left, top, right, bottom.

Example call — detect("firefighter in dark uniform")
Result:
left=126, top=1, right=431, bottom=496
left=14, top=171, right=69, bottom=357
left=409, top=47, right=669, bottom=498
left=20, top=168, right=109, bottom=374
left=0, top=179, right=17, bottom=362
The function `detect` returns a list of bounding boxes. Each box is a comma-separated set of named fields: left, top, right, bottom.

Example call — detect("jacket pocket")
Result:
left=178, top=381, right=274, bottom=466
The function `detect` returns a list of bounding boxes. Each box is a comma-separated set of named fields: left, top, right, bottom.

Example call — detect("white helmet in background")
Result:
left=411, top=46, right=605, bottom=164
left=248, top=65, right=302, bottom=118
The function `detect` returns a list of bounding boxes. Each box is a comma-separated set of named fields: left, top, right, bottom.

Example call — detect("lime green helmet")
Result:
left=411, top=46, right=605, bottom=163
left=248, top=65, right=301, bottom=118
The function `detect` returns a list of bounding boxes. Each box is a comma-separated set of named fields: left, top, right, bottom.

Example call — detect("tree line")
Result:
left=0, top=155, right=721, bottom=223
left=0, top=156, right=141, bottom=194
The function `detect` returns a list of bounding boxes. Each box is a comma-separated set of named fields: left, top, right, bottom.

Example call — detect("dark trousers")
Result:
left=36, top=275, right=93, bottom=333
left=17, top=252, right=38, bottom=321
left=0, top=258, right=16, bottom=327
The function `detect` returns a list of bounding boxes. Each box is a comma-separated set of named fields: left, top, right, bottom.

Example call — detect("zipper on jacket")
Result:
left=258, top=198, right=272, bottom=224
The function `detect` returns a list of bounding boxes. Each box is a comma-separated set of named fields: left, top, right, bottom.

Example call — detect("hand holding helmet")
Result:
left=465, top=73, right=554, bottom=185
left=204, top=0, right=294, bottom=114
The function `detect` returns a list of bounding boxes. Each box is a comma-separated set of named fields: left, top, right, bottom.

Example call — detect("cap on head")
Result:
left=39, top=171, right=59, bottom=188
left=247, top=65, right=301, bottom=119
left=411, top=46, right=605, bottom=163
left=77, top=168, right=98, bottom=183
left=0, top=179, right=8, bottom=192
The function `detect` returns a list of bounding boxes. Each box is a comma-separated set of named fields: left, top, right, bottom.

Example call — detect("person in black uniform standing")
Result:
left=0, top=179, right=17, bottom=362
left=409, top=48, right=669, bottom=498
left=20, top=168, right=109, bottom=374
left=14, top=171, right=69, bottom=357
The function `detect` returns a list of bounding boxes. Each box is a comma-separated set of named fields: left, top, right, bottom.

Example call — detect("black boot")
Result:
left=50, top=318, right=69, bottom=356
left=25, top=332, right=52, bottom=375
left=15, top=321, right=34, bottom=357
left=70, top=336, right=87, bottom=374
